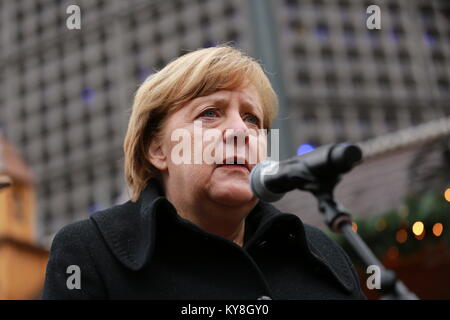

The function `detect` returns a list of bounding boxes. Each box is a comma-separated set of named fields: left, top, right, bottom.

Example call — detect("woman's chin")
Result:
left=207, top=180, right=255, bottom=207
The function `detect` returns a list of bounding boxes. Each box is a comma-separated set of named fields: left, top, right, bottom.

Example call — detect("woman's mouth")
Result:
left=216, top=164, right=250, bottom=172
left=216, top=156, right=251, bottom=172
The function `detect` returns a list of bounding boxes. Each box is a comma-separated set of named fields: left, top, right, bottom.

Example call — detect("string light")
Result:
left=444, top=188, right=450, bottom=202
left=412, top=221, right=424, bottom=236
left=396, top=229, right=408, bottom=243
left=432, top=223, right=443, bottom=237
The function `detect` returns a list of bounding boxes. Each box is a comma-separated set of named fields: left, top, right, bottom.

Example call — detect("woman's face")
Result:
left=150, top=84, right=267, bottom=208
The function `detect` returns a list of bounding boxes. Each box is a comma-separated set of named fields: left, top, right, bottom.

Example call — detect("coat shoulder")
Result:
left=51, top=217, right=98, bottom=247
left=44, top=214, right=109, bottom=299
left=90, top=200, right=141, bottom=229
left=51, top=200, right=138, bottom=246
left=49, top=200, right=141, bottom=269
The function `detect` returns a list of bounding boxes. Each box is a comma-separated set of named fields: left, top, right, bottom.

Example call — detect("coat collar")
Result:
left=90, top=180, right=355, bottom=294
left=90, top=180, right=172, bottom=272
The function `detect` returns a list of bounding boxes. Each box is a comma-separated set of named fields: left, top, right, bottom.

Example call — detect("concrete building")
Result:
left=0, top=0, right=448, bottom=245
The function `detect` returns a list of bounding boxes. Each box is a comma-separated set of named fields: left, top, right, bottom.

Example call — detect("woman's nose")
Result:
left=222, top=114, right=250, bottom=145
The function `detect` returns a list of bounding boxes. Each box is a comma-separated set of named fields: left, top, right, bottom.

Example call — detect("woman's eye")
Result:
left=244, top=114, right=261, bottom=126
left=199, top=108, right=219, bottom=118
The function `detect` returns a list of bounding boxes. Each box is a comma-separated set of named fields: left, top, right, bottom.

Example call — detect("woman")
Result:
left=43, top=45, right=365, bottom=299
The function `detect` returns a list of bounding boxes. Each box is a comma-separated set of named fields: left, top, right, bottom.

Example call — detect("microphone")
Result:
left=249, top=143, right=362, bottom=202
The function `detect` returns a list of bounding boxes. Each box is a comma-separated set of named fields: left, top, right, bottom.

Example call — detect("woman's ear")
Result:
left=147, top=136, right=168, bottom=171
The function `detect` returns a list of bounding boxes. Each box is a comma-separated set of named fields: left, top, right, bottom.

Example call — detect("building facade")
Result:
left=0, top=0, right=449, bottom=244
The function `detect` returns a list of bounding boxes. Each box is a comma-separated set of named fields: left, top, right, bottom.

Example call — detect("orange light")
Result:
left=352, top=222, right=358, bottom=232
left=396, top=229, right=408, bottom=243
left=412, top=221, right=424, bottom=236
left=445, top=188, right=450, bottom=202
left=432, top=223, right=443, bottom=237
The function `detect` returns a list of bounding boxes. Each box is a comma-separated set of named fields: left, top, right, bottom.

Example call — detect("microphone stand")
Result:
left=254, top=142, right=419, bottom=299
left=306, top=175, right=418, bottom=300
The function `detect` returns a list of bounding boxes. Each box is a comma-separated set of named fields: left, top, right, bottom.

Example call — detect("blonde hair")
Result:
left=124, top=45, right=278, bottom=201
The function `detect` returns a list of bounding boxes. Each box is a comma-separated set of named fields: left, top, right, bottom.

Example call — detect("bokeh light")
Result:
left=81, top=87, right=96, bottom=104
left=296, top=143, right=315, bottom=156
left=396, top=229, right=408, bottom=243
left=444, top=188, right=450, bottom=202
left=412, top=221, right=424, bottom=236
left=432, top=223, right=443, bottom=237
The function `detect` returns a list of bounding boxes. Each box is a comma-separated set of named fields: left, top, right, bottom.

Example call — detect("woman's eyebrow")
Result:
left=200, top=97, right=229, bottom=107
left=189, top=97, right=228, bottom=113
left=191, top=96, right=263, bottom=116
left=241, top=100, right=263, bottom=116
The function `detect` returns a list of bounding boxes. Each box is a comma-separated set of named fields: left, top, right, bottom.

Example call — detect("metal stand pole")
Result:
left=314, top=187, right=418, bottom=300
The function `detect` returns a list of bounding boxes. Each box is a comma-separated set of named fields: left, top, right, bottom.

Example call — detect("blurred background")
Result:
left=0, top=0, right=449, bottom=299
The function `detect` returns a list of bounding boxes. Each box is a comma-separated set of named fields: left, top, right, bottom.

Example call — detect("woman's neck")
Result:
left=165, top=189, right=253, bottom=247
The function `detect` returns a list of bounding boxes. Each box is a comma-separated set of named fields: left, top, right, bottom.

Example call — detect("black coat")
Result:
left=42, top=181, right=366, bottom=300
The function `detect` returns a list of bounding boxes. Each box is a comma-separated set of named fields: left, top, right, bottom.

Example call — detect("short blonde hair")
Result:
left=124, top=45, right=278, bottom=201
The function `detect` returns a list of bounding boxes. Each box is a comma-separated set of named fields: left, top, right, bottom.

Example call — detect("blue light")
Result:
left=424, top=32, right=436, bottom=46
left=315, top=25, right=329, bottom=41
left=389, top=30, right=399, bottom=43
left=297, top=144, right=315, bottom=156
left=81, top=87, right=95, bottom=104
